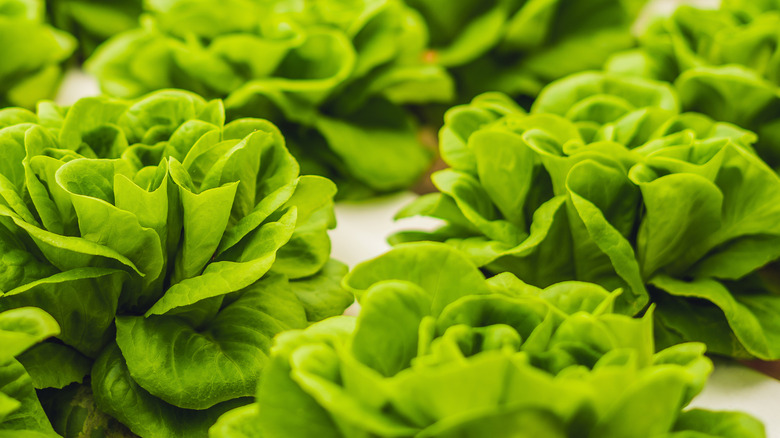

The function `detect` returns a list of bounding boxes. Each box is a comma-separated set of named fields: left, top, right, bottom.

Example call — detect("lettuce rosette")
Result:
left=209, top=243, right=766, bottom=438
left=391, top=72, right=780, bottom=361
left=47, top=0, right=143, bottom=58
left=607, top=0, right=780, bottom=168
left=0, top=0, right=76, bottom=108
left=86, top=0, right=453, bottom=198
left=0, top=307, right=61, bottom=436
left=0, top=89, right=353, bottom=437
left=404, top=0, right=646, bottom=101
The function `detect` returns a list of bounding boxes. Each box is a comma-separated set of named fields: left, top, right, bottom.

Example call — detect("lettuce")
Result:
left=0, top=89, right=353, bottom=437
left=606, top=1, right=780, bottom=168
left=210, top=243, right=766, bottom=438
left=392, top=71, right=780, bottom=360
left=0, top=0, right=76, bottom=108
left=405, top=0, right=646, bottom=100
left=46, top=0, right=143, bottom=58
left=0, top=307, right=60, bottom=437
left=85, top=0, right=454, bottom=198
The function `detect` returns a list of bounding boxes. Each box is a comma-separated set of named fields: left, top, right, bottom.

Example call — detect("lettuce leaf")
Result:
left=46, top=0, right=143, bottom=58
left=0, top=0, right=76, bottom=108
left=406, top=0, right=646, bottom=100
left=0, top=307, right=60, bottom=436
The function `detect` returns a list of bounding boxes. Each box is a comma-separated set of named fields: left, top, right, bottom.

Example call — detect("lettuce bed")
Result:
left=392, top=71, right=780, bottom=360
left=0, top=2, right=775, bottom=437
left=210, top=243, right=766, bottom=438
left=0, top=90, right=353, bottom=437
left=85, top=0, right=454, bottom=199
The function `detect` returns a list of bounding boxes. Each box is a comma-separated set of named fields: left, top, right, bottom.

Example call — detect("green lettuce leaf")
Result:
left=406, top=0, right=646, bottom=100
left=0, top=0, right=76, bottom=108
left=47, top=0, right=143, bottom=57
left=0, top=307, right=60, bottom=436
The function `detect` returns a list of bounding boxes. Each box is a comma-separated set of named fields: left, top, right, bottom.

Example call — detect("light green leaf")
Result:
left=343, top=242, right=491, bottom=314
left=92, top=343, right=250, bottom=438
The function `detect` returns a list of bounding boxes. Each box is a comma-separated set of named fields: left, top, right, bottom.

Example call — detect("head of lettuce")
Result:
left=0, top=89, right=353, bottom=437
left=210, top=243, right=766, bottom=438
left=86, top=0, right=455, bottom=198
left=392, top=72, right=780, bottom=361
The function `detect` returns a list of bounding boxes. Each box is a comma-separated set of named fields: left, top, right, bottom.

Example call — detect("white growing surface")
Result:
left=634, top=0, right=720, bottom=32
left=55, top=68, right=100, bottom=104
left=693, top=361, right=780, bottom=437
left=330, top=192, right=442, bottom=268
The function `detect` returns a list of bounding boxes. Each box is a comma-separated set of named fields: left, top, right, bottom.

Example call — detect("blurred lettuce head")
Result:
left=46, top=0, right=144, bottom=57
left=392, top=71, right=780, bottom=361
left=0, top=0, right=76, bottom=108
left=404, top=0, right=648, bottom=100
left=606, top=0, right=780, bottom=167
left=210, top=243, right=766, bottom=438
left=86, top=0, right=455, bottom=197
left=0, top=89, right=353, bottom=437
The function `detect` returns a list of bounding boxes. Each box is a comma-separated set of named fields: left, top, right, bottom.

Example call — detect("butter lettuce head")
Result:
left=0, top=89, right=353, bottom=437
left=210, top=243, right=766, bottom=438
left=86, top=0, right=453, bottom=198
left=392, top=72, right=780, bottom=360
left=606, top=1, right=780, bottom=168
left=0, top=307, right=60, bottom=437
left=0, top=0, right=76, bottom=108
left=404, top=0, right=647, bottom=100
